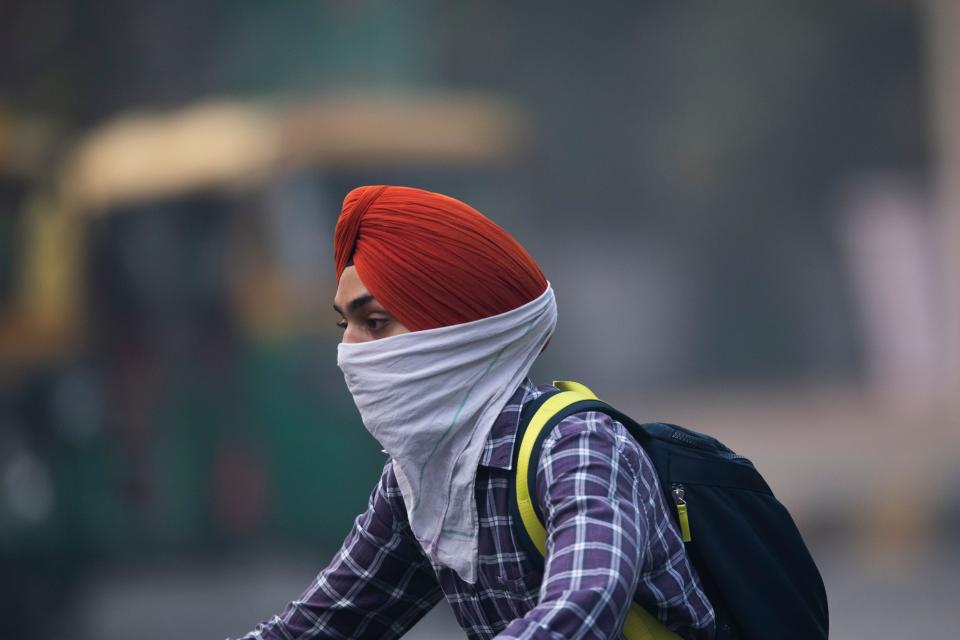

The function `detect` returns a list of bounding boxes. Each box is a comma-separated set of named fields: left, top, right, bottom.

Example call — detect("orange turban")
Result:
left=334, top=185, right=547, bottom=331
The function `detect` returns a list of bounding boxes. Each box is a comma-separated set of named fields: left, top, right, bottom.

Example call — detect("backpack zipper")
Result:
left=670, top=429, right=713, bottom=450
left=671, top=429, right=749, bottom=462
left=672, top=484, right=692, bottom=543
left=720, top=451, right=749, bottom=462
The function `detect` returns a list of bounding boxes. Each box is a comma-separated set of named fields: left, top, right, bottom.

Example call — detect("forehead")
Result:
left=334, top=266, right=370, bottom=306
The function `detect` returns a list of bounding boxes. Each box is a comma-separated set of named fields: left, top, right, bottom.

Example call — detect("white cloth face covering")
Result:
left=337, top=284, right=557, bottom=583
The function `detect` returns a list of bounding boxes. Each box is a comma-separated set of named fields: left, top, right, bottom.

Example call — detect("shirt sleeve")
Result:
left=232, top=461, right=442, bottom=640
left=494, top=411, right=647, bottom=640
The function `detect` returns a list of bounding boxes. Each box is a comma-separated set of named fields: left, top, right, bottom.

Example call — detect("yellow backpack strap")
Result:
left=514, top=381, right=682, bottom=640
left=622, top=603, right=682, bottom=640
left=514, top=389, right=589, bottom=555
left=552, top=379, right=600, bottom=398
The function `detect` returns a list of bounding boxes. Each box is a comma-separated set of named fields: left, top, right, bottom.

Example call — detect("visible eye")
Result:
left=336, top=319, right=347, bottom=330
left=365, top=317, right=389, bottom=332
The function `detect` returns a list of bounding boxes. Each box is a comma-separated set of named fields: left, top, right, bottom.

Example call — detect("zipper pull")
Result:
left=672, top=484, right=692, bottom=543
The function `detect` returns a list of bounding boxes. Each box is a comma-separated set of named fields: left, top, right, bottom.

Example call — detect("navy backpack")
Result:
left=509, top=381, right=829, bottom=640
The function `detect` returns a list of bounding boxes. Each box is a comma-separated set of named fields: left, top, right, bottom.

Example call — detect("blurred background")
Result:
left=1, top=1, right=958, bottom=638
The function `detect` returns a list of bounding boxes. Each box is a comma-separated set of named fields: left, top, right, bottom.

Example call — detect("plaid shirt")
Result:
left=236, top=381, right=715, bottom=640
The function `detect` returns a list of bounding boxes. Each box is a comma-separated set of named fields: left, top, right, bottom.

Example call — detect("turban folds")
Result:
left=334, top=185, right=547, bottom=331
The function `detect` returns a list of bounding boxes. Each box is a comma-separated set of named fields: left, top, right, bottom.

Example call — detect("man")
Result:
left=236, top=185, right=715, bottom=639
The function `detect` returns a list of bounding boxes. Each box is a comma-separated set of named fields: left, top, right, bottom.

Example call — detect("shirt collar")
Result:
left=479, top=378, right=545, bottom=470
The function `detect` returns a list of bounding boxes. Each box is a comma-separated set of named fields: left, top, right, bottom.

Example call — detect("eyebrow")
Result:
left=333, top=293, right=376, bottom=315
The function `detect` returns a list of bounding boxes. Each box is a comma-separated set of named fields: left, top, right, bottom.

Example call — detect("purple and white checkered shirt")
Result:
left=236, top=380, right=715, bottom=640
